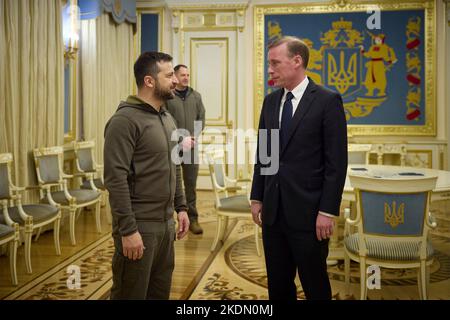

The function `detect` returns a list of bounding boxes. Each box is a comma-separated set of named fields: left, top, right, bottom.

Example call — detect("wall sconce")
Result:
left=64, top=33, right=79, bottom=60
left=63, top=1, right=80, bottom=60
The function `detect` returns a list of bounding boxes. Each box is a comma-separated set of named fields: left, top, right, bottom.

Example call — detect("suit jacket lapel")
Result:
left=271, top=89, right=284, bottom=130
left=281, top=78, right=317, bottom=155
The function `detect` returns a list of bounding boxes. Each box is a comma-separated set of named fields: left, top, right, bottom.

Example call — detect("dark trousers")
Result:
left=262, top=210, right=331, bottom=300
left=181, top=163, right=199, bottom=221
left=110, top=220, right=175, bottom=300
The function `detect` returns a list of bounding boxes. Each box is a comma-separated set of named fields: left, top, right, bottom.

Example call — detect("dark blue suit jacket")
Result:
left=250, top=78, right=348, bottom=232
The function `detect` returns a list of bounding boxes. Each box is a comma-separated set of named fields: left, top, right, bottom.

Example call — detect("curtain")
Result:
left=0, top=0, right=64, bottom=196
left=80, top=13, right=134, bottom=164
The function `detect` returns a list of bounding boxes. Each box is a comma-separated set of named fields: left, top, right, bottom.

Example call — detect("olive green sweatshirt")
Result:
left=104, top=95, right=187, bottom=237
left=165, top=87, right=206, bottom=137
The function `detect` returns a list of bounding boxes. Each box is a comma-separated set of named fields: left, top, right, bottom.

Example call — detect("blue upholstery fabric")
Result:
left=0, top=164, right=10, bottom=199
left=78, top=149, right=95, bottom=172
left=0, top=223, right=14, bottom=238
left=0, top=204, right=58, bottom=225
left=37, top=155, right=60, bottom=183
left=42, top=189, right=100, bottom=205
left=361, top=191, right=427, bottom=236
left=214, top=163, right=225, bottom=188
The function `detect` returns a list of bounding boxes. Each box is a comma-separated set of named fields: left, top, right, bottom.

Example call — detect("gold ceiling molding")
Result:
left=168, top=3, right=248, bottom=11
left=171, top=3, right=247, bottom=32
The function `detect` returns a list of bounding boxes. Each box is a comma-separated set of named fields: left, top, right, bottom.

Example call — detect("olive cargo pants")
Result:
left=110, top=219, right=176, bottom=300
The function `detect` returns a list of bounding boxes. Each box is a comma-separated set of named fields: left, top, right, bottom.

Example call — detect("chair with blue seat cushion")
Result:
left=73, top=140, right=110, bottom=224
left=206, top=150, right=261, bottom=256
left=0, top=153, right=61, bottom=274
left=344, top=173, right=438, bottom=300
left=33, top=146, right=102, bottom=245
left=0, top=222, right=19, bottom=285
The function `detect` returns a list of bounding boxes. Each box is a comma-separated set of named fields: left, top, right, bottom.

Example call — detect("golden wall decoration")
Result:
left=254, top=0, right=436, bottom=136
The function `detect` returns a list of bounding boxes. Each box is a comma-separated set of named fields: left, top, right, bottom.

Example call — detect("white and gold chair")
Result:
left=344, top=173, right=438, bottom=300
left=0, top=153, right=61, bottom=274
left=73, top=140, right=110, bottom=224
left=0, top=222, right=19, bottom=285
left=33, top=146, right=102, bottom=245
left=206, top=150, right=261, bottom=256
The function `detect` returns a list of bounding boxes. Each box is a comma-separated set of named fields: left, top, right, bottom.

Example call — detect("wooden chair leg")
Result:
left=95, top=200, right=102, bottom=233
left=211, top=215, right=223, bottom=252
left=54, top=216, right=61, bottom=255
left=344, top=252, right=350, bottom=294
left=24, top=231, right=33, bottom=274
left=417, top=268, right=423, bottom=300
left=218, top=216, right=227, bottom=243
left=420, top=260, right=427, bottom=300
left=10, top=239, right=18, bottom=286
left=69, top=207, right=77, bottom=245
left=360, top=258, right=367, bottom=300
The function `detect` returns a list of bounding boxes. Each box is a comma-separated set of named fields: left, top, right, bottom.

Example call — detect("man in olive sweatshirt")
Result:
left=166, top=64, right=206, bottom=234
left=104, top=52, right=191, bottom=300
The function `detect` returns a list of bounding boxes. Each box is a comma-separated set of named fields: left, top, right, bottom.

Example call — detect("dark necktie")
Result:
left=280, top=91, right=294, bottom=149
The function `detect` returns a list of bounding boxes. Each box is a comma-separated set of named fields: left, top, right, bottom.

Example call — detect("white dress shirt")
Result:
left=278, top=76, right=309, bottom=128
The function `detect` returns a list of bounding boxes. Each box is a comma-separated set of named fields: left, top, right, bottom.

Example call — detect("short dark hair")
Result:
left=174, top=64, right=188, bottom=72
left=268, top=36, right=309, bottom=69
left=134, top=51, right=173, bottom=88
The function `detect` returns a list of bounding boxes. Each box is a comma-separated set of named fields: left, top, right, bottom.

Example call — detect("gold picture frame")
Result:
left=254, top=0, right=436, bottom=136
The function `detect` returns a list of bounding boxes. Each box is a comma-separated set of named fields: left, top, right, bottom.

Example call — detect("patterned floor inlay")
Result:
left=190, top=218, right=450, bottom=300
left=4, top=234, right=114, bottom=300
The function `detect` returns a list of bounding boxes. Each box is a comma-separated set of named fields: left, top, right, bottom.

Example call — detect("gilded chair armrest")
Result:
left=12, top=193, right=32, bottom=222
left=84, top=172, right=98, bottom=191
left=41, top=185, right=59, bottom=207
left=344, top=208, right=360, bottom=225
left=61, top=180, right=75, bottom=204
left=236, top=178, right=252, bottom=183
left=46, top=192, right=60, bottom=208
left=345, top=217, right=359, bottom=226
left=72, top=172, right=88, bottom=177
left=1, top=200, right=16, bottom=226
left=426, top=211, right=437, bottom=229
left=62, top=174, right=74, bottom=180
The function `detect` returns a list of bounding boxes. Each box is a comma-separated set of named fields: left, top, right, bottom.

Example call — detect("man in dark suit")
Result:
left=250, top=36, right=348, bottom=300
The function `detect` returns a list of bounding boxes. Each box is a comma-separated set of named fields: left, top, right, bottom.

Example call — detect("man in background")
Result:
left=166, top=64, right=206, bottom=234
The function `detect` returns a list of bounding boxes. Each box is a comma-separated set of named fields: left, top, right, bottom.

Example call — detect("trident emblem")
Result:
left=327, top=50, right=358, bottom=95
left=384, top=201, right=405, bottom=228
